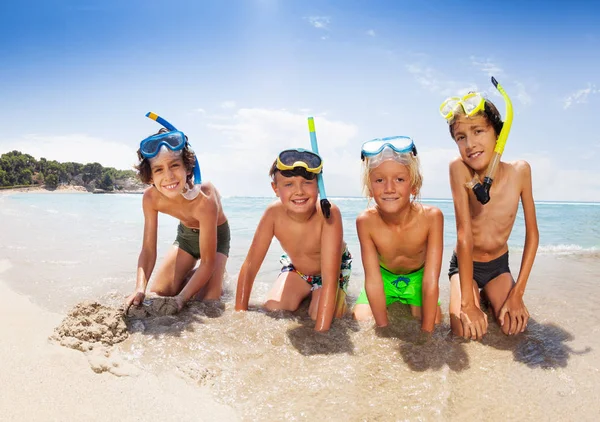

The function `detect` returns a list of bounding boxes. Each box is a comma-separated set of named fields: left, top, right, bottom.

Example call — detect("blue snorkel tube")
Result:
left=145, top=112, right=202, bottom=185
left=307, top=117, right=331, bottom=219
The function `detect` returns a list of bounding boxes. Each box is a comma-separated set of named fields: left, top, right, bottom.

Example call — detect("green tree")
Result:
left=45, top=174, right=58, bottom=189
left=98, top=172, right=114, bottom=191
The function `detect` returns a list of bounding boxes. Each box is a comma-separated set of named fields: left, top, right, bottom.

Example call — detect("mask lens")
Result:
left=140, top=132, right=185, bottom=157
left=462, top=94, right=484, bottom=115
left=361, top=139, right=387, bottom=154
left=384, top=136, right=413, bottom=153
left=279, top=150, right=322, bottom=169
left=440, top=97, right=460, bottom=118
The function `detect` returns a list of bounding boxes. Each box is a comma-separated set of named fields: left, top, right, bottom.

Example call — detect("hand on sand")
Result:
left=125, top=291, right=145, bottom=309
left=125, top=295, right=180, bottom=318
left=498, top=290, right=529, bottom=335
left=460, top=303, right=488, bottom=340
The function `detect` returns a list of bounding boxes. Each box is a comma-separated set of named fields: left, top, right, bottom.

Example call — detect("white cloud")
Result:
left=220, top=100, right=237, bottom=109
left=195, top=108, right=206, bottom=114
left=405, top=63, right=476, bottom=97
left=202, top=108, right=359, bottom=196
left=0, top=134, right=137, bottom=170
left=470, top=56, right=504, bottom=78
left=514, top=81, right=533, bottom=105
left=522, top=153, right=600, bottom=201
left=563, top=84, right=598, bottom=109
left=366, top=29, right=376, bottom=37
left=307, top=16, right=330, bottom=30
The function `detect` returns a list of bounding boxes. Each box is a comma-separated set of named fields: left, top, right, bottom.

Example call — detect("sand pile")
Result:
left=51, top=300, right=129, bottom=351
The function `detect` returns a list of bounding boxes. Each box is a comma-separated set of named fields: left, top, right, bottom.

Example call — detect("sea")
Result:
left=1, top=192, right=599, bottom=421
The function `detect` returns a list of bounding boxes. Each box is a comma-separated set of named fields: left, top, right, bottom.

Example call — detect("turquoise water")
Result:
left=1, top=192, right=598, bottom=310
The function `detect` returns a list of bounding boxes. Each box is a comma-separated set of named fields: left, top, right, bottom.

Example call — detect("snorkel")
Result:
left=465, top=77, right=514, bottom=204
left=145, top=112, right=203, bottom=200
left=307, top=117, right=331, bottom=219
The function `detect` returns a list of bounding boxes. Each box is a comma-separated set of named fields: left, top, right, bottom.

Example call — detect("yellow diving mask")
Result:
left=440, top=92, right=486, bottom=122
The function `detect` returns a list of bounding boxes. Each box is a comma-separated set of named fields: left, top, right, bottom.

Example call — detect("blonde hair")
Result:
left=361, top=153, right=423, bottom=203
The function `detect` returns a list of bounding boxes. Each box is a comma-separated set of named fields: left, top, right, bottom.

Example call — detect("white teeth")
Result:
left=164, top=183, right=178, bottom=189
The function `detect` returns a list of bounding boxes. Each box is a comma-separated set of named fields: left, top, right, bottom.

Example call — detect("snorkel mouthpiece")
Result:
left=466, top=77, right=513, bottom=204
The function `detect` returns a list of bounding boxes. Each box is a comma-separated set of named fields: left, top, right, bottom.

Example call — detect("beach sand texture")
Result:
left=1, top=192, right=599, bottom=421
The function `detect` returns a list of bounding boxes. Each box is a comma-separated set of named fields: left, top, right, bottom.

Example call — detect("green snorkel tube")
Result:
left=468, top=76, right=514, bottom=204
left=307, top=117, right=331, bottom=218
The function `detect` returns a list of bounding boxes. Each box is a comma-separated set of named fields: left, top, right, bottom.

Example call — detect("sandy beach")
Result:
left=0, top=264, right=238, bottom=421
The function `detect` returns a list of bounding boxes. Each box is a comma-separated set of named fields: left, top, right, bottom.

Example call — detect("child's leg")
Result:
left=191, top=253, right=228, bottom=301
left=449, top=274, right=482, bottom=337
left=308, top=287, right=347, bottom=320
left=409, top=305, right=443, bottom=324
left=352, top=303, right=374, bottom=321
left=264, top=271, right=312, bottom=312
left=150, top=246, right=198, bottom=296
left=482, top=273, right=515, bottom=335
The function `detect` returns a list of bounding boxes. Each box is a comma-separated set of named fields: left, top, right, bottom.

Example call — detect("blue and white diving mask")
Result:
left=141, top=112, right=202, bottom=186
left=139, top=131, right=187, bottom=159
left=361, top=136, right=418, bottom=168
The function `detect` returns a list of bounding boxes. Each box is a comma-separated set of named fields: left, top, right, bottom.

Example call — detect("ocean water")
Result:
left=1, top=193, right=599, bottom=421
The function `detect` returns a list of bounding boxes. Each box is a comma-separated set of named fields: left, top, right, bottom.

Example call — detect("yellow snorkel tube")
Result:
left=467, top=76, right=514, bottom=204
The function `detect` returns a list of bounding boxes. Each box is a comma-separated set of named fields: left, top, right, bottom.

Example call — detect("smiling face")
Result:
left=451, top=114, right=498, bottom=172
left=368, top=160, right=415, bottom=213
left=271, top=173, right=319, bottom=214
left=149, top=149, right=191, bottom=198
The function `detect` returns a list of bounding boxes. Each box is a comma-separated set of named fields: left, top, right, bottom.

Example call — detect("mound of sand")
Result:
left=51, top=300, right=129, bottom=352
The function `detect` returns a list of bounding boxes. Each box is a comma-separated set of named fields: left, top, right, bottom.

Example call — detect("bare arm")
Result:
left=357, top=213, right=388, bottom=327
left=514, top=161, right=539, bottom=294
left=127, top=191, right=158, bottom=306
left=498, top=161, right=539, bottom=333
left=421, top=207, right=443, bottom=332
left=314, top=204, right=344, bottom=332
left=235, top=208, right=275, bottom=311
left=449, top=159, right=488, bottom=339
left=178, top=199, right=219, bottom=302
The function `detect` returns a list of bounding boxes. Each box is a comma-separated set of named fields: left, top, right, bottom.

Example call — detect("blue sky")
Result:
left=1, top=0, right=599, bottom=200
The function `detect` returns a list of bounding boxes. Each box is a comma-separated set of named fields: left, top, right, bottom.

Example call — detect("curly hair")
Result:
left=135, top=128, right=197, bottom=185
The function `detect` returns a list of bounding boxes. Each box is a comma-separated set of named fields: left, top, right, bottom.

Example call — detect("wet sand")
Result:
left=3, top=252, right=593, bottom=421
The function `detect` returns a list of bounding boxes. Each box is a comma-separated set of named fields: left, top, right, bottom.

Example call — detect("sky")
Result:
left=1, top=0, right=599, bottom=200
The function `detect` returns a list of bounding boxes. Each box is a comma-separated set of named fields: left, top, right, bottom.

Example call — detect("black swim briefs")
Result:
left=448, top=250, right=511, bottom=289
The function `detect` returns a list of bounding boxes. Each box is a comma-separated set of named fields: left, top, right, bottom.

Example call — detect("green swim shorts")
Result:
left=173, top=221, right=231, bottom=259
left=355, top=266, right=425, bottom=307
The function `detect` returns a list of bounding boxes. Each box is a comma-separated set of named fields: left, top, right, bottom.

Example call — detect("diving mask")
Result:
left=276, top=149, right=323, bottom=174
left=361, top=136, right=417, bottom=169
left=440, top=92, right=486, bottom=122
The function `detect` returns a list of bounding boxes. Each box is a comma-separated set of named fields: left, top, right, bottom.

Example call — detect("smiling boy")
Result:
left=235, top=149, right=351, bottom=332
left=126, top=114, right=230, bottom=313
left=442, top=91, right=539, bottom=340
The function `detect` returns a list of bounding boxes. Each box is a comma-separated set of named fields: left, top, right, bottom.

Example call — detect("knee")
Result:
left=449, top=312, right=463, bottom=336
left=264, top=299, right=297, bottom=312
left=352, top=304, right=374, bottom=321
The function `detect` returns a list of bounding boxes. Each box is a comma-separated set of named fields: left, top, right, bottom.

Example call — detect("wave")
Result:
left=533, top=244, right=599, bottom=255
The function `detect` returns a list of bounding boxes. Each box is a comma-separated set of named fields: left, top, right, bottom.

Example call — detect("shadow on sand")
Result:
left=482, top=317, right=592, bottom=369
left=374, top=303, right=470, bottom=372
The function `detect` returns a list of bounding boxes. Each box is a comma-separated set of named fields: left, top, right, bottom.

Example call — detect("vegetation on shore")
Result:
left=0, top=150, right=145, bottom=192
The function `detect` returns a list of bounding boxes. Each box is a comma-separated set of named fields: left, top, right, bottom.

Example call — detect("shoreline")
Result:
left=0, top=185, right=145, bottom=195
left=0, top=273, right=238, bottom=421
